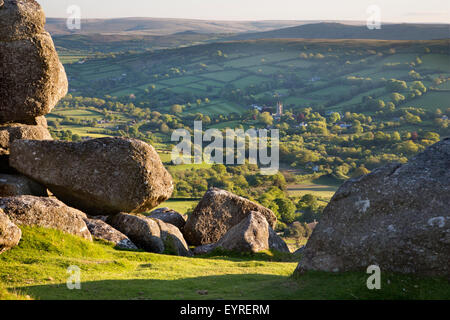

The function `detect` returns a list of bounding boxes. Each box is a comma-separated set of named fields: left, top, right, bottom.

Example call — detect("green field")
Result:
left=420, top=54, right=450, bottom=72
left=187, top=100, right=245, bottom=116
left=49, top=109, right=104, bottom=120
left=153, top=199, right=199, bottom=214
left=286, top=183, right=338, bottom=199
left=1, top=227, right=448, bottom=300
left=60, top=39, right=449, bottom=120
left=404, top=91, right=450, bottom=110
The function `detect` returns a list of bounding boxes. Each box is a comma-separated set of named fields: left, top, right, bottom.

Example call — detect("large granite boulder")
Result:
left=0, top=0, right=68, bottom=123
left=295, top=138, right=450, bottom=276
left=0, top=196, right=92, bottom=240
left=83, top=218, right=138, bottom=250
left=184, top=188, right=277, bottom=245
left=154, top=219, right=191, bottom=256
left=0, top=122, right=52, bottom=152
left=216, top=211, right=269, bottom=253
left=106, top=213, right=191, bottom=256
left=0, top=173, right=47, bottom=197
left=9, top=138, right=174, bottom=215
left=149, top=207, right=186, bottom=230
left=269, top=228, right=290, bottom=253
left=0, top=208, right=21, bottom=254
left=106, top=213, right=164, bottom=253
left=0, top=0, right=45, bottom=41
left=193, top=211, right=269, bottom=254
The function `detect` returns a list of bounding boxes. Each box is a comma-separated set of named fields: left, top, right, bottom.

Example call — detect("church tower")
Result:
left=276, top=101, right=283, bottom=117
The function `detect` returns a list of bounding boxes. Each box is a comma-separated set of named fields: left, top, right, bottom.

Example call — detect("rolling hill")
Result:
left=229, top=22, right=450, bottom=41
left=45, top=17, right=310, bottom=36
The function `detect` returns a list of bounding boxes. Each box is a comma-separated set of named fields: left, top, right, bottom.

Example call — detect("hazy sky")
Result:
left=36, top=0, right=450, bottom=23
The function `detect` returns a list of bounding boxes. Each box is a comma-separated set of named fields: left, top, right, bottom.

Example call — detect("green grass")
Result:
left=286, top=183, right=337, bottom=199
left=187, top=100, right=245, bottom=116
left=50, top=109, right=104, bottom=119
left=157, top=152, right=173, bottom=163
left=153, top=199, right=199, bottom=214
left=200, top=70, right=246, bottom=82
left=110, top=88, right=138, bottom=97
left=59, top=55, right=89, bottom=64
left=159, top=76, right=202, bottom=87
left=436, top=81, right=450, bottom=90
left=405, top=91, right=450, bottom=111
left=420, top=54, right=450, bottom=72
left=380, top=53, right=417, bottom=64
left=232, top=75, right=268, bottom=87
left=46, top=123, right=113, bottom=138
left=246, top=65, right=281, bottom=75
left=1, top=226, right=448, bottom=300
left=167, top=163, right=213, bottom=172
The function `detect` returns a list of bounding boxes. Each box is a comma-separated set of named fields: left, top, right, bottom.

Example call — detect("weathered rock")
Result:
left=0, top=32, right=68, bottom=123
left=295, top=139, right=450, bottom=276
left=9, top=138, right=174, bottom=215
left=293, top=246, right=305, bottom=256
left=193, top=222, right=289, bottom=255
left=0, top=0, right=45, bottom=41
left=0, top=208, right=21, bottom=254
left=0, top=196, right=92, bottom=240
left=83, top=218, right=138, bottom=250
left=193, top=243, right=217, bottom=255
left=184, top=188, right=277, bottom=245
left=0, top=122, right=52, bottom=152
left=0, top=0, right=67, bottom=123
left=154, top=219, right=191, bottom=256
left=149, top=207, right=186, bottom=230
left=194, top=211, right=270, bottom=254
left=0, top=173, right=47, bottom=197
left=268, top=227, right=290, bottom=253
left=0, top=123, right=50, bottom=174
left=106, top=213, right=164, bottom=253
left=214, top=211, right=269, bottom=253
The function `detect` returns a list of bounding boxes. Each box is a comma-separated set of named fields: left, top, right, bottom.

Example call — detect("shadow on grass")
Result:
left=196, top=248, right=299, bottom=263
left=15, top=271, right=449, bottom=300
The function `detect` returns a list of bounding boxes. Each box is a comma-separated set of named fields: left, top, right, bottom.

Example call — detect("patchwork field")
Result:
left=60, top=39, right=449, bottom=122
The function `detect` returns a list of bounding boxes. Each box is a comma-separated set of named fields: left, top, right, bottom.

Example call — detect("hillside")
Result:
left=51, top=22, right=450, bottom=58
left=45, top=17, right=309, bottom=36
left=53, top=33, right=228, bottom=56
left=1, top=226, right=448, bottom=300
left=229, top=23, right=450, bottom=41
left=60, top=38, right=450, bottom=112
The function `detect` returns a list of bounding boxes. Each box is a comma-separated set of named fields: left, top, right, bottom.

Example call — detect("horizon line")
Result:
left=43, top=16, right=450, bottom=25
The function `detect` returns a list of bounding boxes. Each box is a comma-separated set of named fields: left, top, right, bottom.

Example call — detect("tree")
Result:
left=404, top=111, right=422, bottom=124
left=391, top=92, right=405, bottom=104
left=274, top=198, right=296, bottom=224
left=171, top=104, right=183, bottom=114
left=409, top=70, right=421, bottom=80
left=328, top=112, right=341, bottom=124
left=423, top=132, right=440, bottom=141
left=386, top=79, right=407, bottom=92
left=258, top=112, right=273, bottom=126
left=411, top=81, right=427, bottom=93
left=160, top=123, right=170, bottom=134
left=351, top=166, right=370, bottom=178
left=397, top=140, right=419, bottom=155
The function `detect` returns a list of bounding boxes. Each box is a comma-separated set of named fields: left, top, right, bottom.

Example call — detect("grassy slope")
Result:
left=0, top=226, right=448, bottom=300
